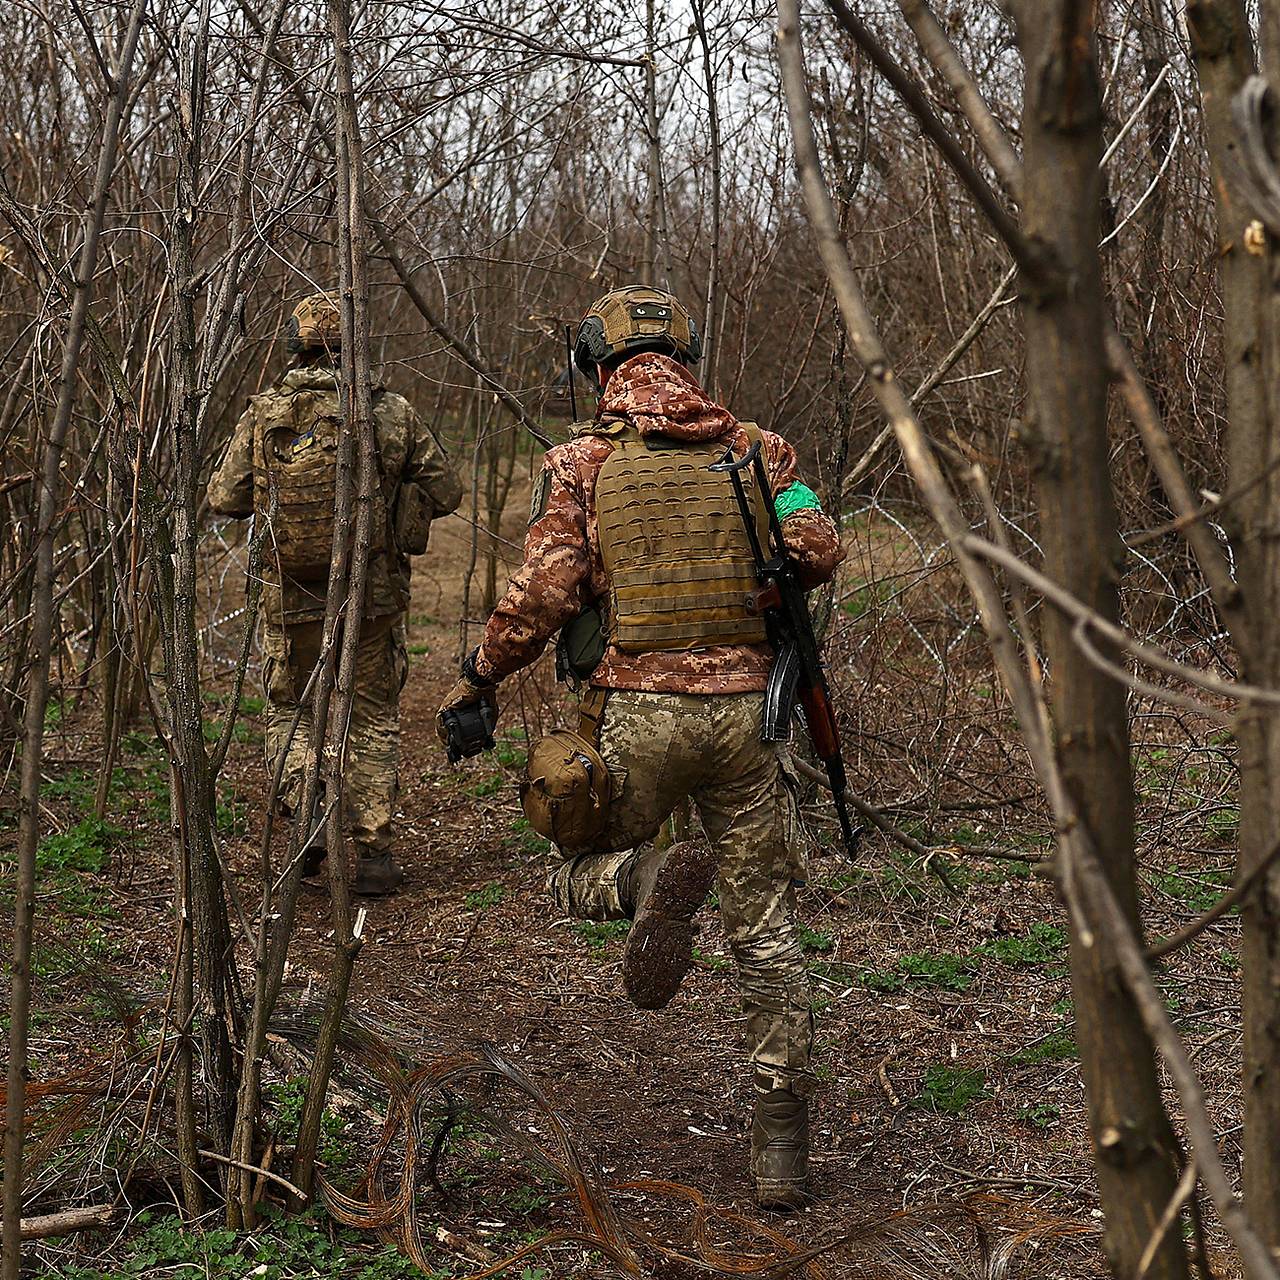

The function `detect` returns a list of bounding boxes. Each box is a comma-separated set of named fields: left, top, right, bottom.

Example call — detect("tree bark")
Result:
left=1009, top=7, right=1188, bottom=1275
left=1186, top=0, right=1280, bottom=1247
left=1, top=4, right=146, bottom=1274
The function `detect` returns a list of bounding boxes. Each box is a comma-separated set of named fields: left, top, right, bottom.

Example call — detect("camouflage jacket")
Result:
left=475, top=353, right=844, bottom=694
left=208, top=363, right=463, bottom=626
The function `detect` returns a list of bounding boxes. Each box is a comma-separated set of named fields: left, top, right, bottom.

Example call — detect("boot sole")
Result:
left=754, top=1180, right=811, bottom=1211
left=622, top=841, right=718, bottom=1010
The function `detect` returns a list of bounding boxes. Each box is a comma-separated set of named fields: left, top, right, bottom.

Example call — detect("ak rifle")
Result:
left=711, top=439, right=863, bottom=859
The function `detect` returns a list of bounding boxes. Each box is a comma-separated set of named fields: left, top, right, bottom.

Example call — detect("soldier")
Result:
left=436, top=286, right=844, bottom=1207
left=211, top=292, right=462, bottom=895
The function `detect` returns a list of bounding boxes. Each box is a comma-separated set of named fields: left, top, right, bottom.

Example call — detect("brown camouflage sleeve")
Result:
left=207, top=403, right=256, bottom=518
left=405, top=407, right=463, bottom=516
left=474, top=453, right=591, bottom=682
left=759, top=429, right=844, bottom=587
left=782, top=509, right=844, bottom=588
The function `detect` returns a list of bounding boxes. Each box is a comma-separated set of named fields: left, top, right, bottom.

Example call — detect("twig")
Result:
left=199, top=1150, right=307, bottom=1203
left=1146, top=832, right=1280, bottom=962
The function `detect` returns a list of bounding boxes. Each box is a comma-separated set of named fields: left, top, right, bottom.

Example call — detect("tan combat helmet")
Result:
left=573, top=284, right=702, bottom=377
left=286, top=292, right=342, bottom=354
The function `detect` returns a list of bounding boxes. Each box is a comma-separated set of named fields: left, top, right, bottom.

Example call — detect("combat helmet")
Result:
left=573, top=285, right=702, bottom=377
left=286, top=292, right=342, bottom=354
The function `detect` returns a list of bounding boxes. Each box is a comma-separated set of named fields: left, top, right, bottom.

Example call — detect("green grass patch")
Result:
left=913, top=1065, right=989, bottom=1115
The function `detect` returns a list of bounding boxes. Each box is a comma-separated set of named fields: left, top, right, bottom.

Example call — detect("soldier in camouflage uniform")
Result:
left=437, top=286, right=843, bottom=1206
left=211, top=293, right=462, bottom=895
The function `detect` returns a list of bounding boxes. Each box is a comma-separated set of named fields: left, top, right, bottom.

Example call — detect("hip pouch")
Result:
left=519, top=729, right=613, bottom=852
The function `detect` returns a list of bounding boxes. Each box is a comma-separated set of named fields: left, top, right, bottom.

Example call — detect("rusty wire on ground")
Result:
left=9, top=997, right=1097, bottom=1279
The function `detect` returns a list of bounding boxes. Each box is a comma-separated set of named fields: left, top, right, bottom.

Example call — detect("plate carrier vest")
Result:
left=592, top=421, right=771, bottom=653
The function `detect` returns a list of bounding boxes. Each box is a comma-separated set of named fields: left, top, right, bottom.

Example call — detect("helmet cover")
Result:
left=286, top=292, right=342, bottom=354
left=573, top=285, right=702, bottom=376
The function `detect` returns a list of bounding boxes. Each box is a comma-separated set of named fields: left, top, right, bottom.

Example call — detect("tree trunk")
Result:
left=1, top=4, right=147, bottom=1274
left=1186, top=0, right=1280, bottom=1247
left=1011, top=6, right=1188, bottom=1275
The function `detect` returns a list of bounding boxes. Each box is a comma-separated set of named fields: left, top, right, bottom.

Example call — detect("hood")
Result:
left=596, top=352, right=736, bottom=441
left=276, top=364, right=384, bottom=395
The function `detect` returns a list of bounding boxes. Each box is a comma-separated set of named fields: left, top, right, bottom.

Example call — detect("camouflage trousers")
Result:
left=262, top=612, right=408, bottom=857
left=548, top=690, right=812, bottom=1090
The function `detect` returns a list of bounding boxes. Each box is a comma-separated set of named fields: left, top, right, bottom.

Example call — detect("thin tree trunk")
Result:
left=1, top=4, right=146, bottom=1274
left=1185, top=0, right=1280, bottom=1247
left=167, top=14, right=239, bottom=1190
left=692, top=0, right=721, bottom=394
left=292, top=0, right=374, bottom=1200
left=1009, top=7, right=1188, bottom=1274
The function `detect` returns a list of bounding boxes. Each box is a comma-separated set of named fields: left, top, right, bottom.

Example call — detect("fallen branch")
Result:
left=11, top=1205, right=115, bottom=1242
left=791, top=757, right=1047, bottom=869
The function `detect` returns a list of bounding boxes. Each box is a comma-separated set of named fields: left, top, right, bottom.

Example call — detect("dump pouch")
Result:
left=520, top=729, right=614, bottom=852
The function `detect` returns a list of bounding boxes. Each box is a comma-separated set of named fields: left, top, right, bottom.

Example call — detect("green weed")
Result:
left=465, top=882, right=506, bottom=911
left=863, top=951, right=976, bottom=994
left=1008, top=1030, right=1076, bottom=1066
left=265, top=1081, right=356, bottom=1179
left=46, top=1205, right=437, bottom=1279
left=41, top=768, right=99, bottom=812
left=408, top=643, right=430, bottom=656
left=465, top=773, right=506, bottom=798
left=977, top=922, right=1067, bottom=967
left=798, top=925, right=835, bottom=954
left=693, top=946, right=731, bottom=972
left=37, top=817, right=120, bottom=873
left=576, top=919, right=629, bottom=950
left=1019, top=1101, right=1061, bottom=1129
left=1150, top=868, right=1233, bottom=913
left=914, top=1065, right=989, bottom=1115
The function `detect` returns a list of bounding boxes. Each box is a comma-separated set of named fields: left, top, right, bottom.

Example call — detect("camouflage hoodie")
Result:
left=208, top=362, right=462, bottom=626
left=474, top=353, right=844, bottom=694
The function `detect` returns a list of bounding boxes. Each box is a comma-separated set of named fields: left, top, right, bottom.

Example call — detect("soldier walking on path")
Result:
left=211, top=292, right=462, bottom=895
left=436, top=286, right=844, bottom=1207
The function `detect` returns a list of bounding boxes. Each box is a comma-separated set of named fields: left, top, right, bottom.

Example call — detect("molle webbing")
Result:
left=594, top=426, right=769, bottom=653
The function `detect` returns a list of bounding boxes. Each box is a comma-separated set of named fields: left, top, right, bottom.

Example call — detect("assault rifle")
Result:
left=710, top=440, right=863, bottom=859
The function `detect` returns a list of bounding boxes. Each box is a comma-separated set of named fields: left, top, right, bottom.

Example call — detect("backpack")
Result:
left=253, top=387, right=387, bottom=581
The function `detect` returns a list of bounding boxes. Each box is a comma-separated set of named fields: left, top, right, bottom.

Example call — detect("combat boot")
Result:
left=621, top=840, right=717, bottom=1010
left=751, top=1072, right=811, bottom=1210
left=353, top=851, right=405, bottom=896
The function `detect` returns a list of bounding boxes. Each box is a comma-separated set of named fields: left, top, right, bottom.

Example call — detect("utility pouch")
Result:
left=393, top=480, right=432, bottom=556
left=555, top=604, right=606, bottom=686
left=519, top=728, right=613, bottom=852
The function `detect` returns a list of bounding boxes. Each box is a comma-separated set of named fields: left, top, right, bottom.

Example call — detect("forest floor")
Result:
left=6, top=473, right=1248, bottom=1280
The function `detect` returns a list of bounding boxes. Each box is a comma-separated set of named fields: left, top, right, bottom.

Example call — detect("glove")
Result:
left=435, top=648, right=498, bottom=746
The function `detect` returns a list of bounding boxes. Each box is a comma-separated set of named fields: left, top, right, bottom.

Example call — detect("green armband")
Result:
left=774, top=481, right=823, bottom=522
